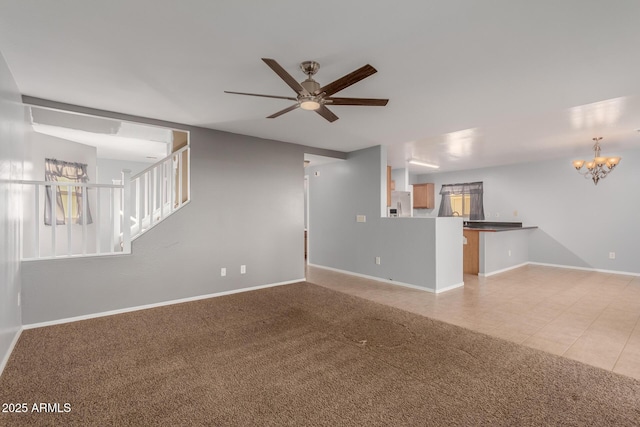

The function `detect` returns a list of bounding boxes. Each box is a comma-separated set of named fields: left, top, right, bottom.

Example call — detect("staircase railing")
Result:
left=20, top=180, right=128, bottom=260
left=20, top=145, right=190, bottom=261
left=128, top=145, right=190, bottom=240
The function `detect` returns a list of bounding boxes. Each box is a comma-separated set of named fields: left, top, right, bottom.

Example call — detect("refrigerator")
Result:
left=390, top=191, right=413, bottom=217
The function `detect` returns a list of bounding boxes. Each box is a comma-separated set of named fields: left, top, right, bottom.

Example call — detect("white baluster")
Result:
left=121, top=169, right=132, bottom=254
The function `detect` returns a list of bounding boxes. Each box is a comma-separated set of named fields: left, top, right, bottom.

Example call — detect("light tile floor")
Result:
left=306, top=264, right=640, bottom=380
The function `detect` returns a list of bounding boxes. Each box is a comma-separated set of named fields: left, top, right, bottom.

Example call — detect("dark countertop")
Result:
left=463, top=221, right=538, bottom=232
left=463, top=226, right=538, bottom=232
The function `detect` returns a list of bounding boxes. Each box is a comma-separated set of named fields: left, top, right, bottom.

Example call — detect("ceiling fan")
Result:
left=225, top=58, right=388, bottom=123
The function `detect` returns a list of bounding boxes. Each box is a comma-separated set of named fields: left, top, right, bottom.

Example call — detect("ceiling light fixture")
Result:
left=299, top=99, right=321, bottom=111
left=572, top=137, right=621, bottom=185
left=408, top=159, right=440, bottom=169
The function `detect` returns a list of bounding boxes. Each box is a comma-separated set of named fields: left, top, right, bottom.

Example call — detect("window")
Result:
left=437, top=182, right=484, bottom=220
left=449, top=194, right=471, bottom=217
left=44, top=158, right=93, bottom=225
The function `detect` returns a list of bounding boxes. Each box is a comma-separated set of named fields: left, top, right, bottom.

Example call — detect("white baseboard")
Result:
left=479, top=262, right=529, bottom=277
left=23, top=278, right=306, bottom=330
left=435, top=281, right=465, bottom=293
left=528, top=262, right=640, bottom=277
left=309, top=264, right=463, bottom=294
left=477, top=261, right=640, bottom=278
left=0, top=327, right=23, bottom=378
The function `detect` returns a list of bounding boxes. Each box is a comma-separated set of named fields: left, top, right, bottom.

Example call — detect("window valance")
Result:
left=439, top=182, right=484, bottom=195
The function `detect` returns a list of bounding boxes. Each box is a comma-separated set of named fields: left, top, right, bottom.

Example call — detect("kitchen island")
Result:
left=463, top=221, right=537, bottom=276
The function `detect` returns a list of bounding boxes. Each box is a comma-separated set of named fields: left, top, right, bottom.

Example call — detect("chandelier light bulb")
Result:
left=572, top=160, right=585, bottom=170
left=607, top=157, right=621, bottom=167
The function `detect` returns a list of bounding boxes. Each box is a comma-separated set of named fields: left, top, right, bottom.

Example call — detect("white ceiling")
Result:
left=1, top=1, right=639, bottom=173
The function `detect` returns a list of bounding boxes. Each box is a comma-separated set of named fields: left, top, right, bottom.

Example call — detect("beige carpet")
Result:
left=1, top=282, right=640, bottom=426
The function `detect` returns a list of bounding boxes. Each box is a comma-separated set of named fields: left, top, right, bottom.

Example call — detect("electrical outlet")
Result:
left=240, top=265, right=246, bottom=274
left=17, top=292, right=21, bottom=307
left=508, top=250, right=512, bottom=257
left=375, top=256, right=381, bottom=265
left=513, top=210, right=518, bottom=217
left=609, top=252, right=616, bottom=259
left=221, top=267, right=226, bottom=277
left=356, top=215, right=366, bottom=223
left=495, top=212, right=500, bottom=218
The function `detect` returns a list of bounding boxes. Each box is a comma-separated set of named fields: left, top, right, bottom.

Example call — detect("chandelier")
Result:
left=572, top=137, right=621, bottom=185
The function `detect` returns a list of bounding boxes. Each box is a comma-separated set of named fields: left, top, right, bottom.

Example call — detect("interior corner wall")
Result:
left=416, top=148, right=640, bottom=275
left=0, top=50, right=24, bottom=370
left=21, top=115, right=306, bottom=324
left=391, top=168, right=409, bottom=192
left=308, top=145, right=443, bottom=290
left=307, top=146, right=384, bottom=273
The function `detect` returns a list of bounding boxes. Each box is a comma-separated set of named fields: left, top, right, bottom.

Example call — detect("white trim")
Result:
left=0, top=328, right=23, bottom=377
left=304, top=174, right=309, bottom=266
left=528, top=262, right=640, bottom=277
left=23, top=278, right=305, bottom=330
left=479, top=262, right=529, bottom=277
left=309, top=263, right=464, bottom=294
left=435, top=281, right=465, bottom=293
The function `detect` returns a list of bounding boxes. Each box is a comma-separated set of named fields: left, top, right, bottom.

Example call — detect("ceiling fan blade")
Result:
left=326, top=97, right=388, bottom=106
left=315, top=105, right=339, bottom=122
left=316, top=64, right=377, bottom=97
left=262, top=58, right=309, bottom=95
left=224, top=91, right=297, bottom=101
left=267, top=103, right=300, bottom=119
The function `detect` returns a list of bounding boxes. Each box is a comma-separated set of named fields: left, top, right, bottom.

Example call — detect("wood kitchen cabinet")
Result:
left=463, top=229, right=479, bottom=275
left=412, top=183, right=434, bottom=209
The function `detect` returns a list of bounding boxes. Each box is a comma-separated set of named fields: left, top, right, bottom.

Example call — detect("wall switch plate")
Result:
left=17, top=292, right=21, bottom=307
left=609, top=252, right=616, bottom=259
left=356, top=215, right=366, bottom=223
left=508, top=250, right=512, bottom=257
left=375, top=257, right=381, bottom=265
left=221, top=267, right=226, bottom=277
left=240, top=265, right=246, bottom=274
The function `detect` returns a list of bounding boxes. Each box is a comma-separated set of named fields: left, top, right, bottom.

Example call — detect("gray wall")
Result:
left=417, top=149, right=640, bottom=274
left=21, top=111, right=308, bottom=324
left=308, top=145, right=462, bottom=291
left=0, top=51, right=24, bottom=370
left=480, top=230, right=530, bottom=276
left=436, top=217, right=464, bottom=289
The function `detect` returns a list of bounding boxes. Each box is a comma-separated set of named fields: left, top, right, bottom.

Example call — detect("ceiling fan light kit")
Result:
left=300, top=100, right=321, bottom=111
left=225, top=58, right=388, bottom=122
left=572, top=137, right=621, bottom=185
